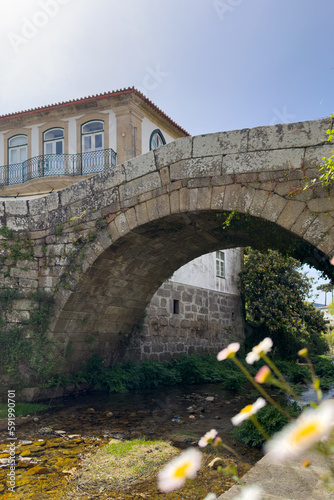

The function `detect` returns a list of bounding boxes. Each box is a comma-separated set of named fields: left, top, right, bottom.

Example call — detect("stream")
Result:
left=0, top=383, right=264, bottom=499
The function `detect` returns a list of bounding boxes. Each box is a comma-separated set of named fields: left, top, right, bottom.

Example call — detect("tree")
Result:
left=317, top=283, right=334, bottom=306
left=238, top=248, right=329, bottom=359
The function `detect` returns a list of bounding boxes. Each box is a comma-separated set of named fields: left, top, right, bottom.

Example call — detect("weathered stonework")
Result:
left=0, top=117, right=333, bottom=378
left=124, top=281, right=244, bottom=362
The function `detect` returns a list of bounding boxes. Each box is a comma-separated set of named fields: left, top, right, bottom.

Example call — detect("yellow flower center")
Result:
left=291, top=421, right=321, bottom=446
left=173, top=461, right=190, bottom=479
left=240, top=404, right=253, bottom=414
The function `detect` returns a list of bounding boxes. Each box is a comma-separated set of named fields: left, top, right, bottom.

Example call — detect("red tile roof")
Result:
left=0, top=87, right=189, bottom=136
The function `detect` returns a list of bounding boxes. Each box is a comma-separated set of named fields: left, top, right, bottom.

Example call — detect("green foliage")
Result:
left=0, top=225, right=14, bottom=239
left=44, top=353, right=248, bottom=393
left=0, top=289, right=60, bottom=385
left=53, top=222, right=64, bottom=236
left=96, top=217, right=108, bottom=230
left=0, top=402, right=49, bottom=418
left=239, top=248, right=329, bottom=359
left=303, top=116, right=334, bottom=190
left=231, top=402, right=302, bottom=448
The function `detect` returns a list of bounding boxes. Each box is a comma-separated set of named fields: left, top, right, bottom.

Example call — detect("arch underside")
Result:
left=52, top=210, right=332, bottom=370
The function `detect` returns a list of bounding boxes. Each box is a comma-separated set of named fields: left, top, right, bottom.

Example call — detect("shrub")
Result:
left=231, top=402, right=302, bottom=448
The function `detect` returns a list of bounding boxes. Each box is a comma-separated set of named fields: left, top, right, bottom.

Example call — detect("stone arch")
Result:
left=2, top=117, right=334, bottom=371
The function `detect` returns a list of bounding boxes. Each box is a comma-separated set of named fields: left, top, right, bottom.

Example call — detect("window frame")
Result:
left=8, top=134, right=28, bottom=165
left=149, top=129, right=166, bottom=151
left=81, top=120, right=105, bottom=153
left=216, top=250, right=225, bottom=279
left=43, top=127, right=64, bottom=155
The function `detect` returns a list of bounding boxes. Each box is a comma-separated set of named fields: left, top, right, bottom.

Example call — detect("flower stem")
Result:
left=250, top=415, right=270, bottom=441
left=232, top=357, right=293, bottom=420
left=262, top=354, right=302, bottom=402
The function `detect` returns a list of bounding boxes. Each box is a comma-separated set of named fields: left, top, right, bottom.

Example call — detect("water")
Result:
left=0, top=383, right=262, bottom=499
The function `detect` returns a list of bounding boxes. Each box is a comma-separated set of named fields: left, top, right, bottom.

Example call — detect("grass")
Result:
left=0, top=402, right=49, bottom=418
left=75, top=438, right=179, bottom=494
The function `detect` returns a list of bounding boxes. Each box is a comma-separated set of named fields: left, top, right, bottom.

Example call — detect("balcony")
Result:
left=0, top=148, right=117, bottom=187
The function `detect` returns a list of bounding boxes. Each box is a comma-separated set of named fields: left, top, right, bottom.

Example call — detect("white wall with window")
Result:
left=170, top=248, right=242, bottom=295
left=141, top=117, right=174, bottom=154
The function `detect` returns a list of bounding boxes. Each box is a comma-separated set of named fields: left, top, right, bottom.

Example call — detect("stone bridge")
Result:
left=1, top=117, right=334, bottom=375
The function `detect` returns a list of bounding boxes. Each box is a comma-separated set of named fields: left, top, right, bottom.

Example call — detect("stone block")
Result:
left=211, top=186, right=225, bottom=210
left=114, top=213, right=129, bottom=236
left=222, top=184, right=242, bottom=211
left=7, top=310, right=30, bottom=323
left=107, top=221, right=120, bottom=242
left=45, top=191, right=60, bottom=212
left=291, top=210, right=317, bottom=237
left=303, top=213, right=334, bottom=246
left=119, top=171, right=161, bottom=200
left=223, top=149, right=303, bottom=175
left=261, top=193, right=287, bottom=222
left=189, top=188, right=198, bottom=211
left=193, top=129, right=248, bottom=157
left=169, top=190, right=180, bottom=214
left=237, top=186, right=256, bottom=213
left=10, top=268, right=39, bottom=280
left=160, top=167, right=170, bottom=186
left=5, top=199, right=28, bottom=216
left=307, top=196, right=334, bottom=213
left=170, top=156, right=222, bottom=180
left=156, top=194, right=170, bottom=218
left=179, top=188, right=190, bottom=212
left=146, top=198, right=159, bottom=221
left=155, top=136, right=192, bottom=168
left=276, top=200, right=306, bottom=230
left=90, top=165, right=126, bottom=192
left=316, top=226, right=334, bottom=255
left=248, top=118, right=331, bottom=151
left=248, top=189, right=271, bottom=218
left=123, top=151, right=156, bottom=181
left=28, top=197, right=47, bottom=217
left=135, top=202, right=150, bottom=226
left=60, top=179, right=93, bottom=206
left=196, top=187, right=212, bottom=210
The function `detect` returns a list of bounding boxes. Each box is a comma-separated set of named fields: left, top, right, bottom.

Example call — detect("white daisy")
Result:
left=264, top=399, right=334, bottom=462
left=231, top=398, right=266, bottom=426
left=217, top=342, right=240, bottom=361
left=157, top=447, right=202, bottom=492
left=246, top=338, right=273, bottom=364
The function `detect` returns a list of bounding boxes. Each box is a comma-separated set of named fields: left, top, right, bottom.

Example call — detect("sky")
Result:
left=0, top=0, right=333, bottom=302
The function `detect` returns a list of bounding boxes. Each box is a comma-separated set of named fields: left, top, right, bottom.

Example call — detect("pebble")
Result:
left=208, top=457, right=225, bottom=469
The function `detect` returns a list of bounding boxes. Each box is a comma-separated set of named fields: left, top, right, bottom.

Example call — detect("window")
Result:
left=43, top=128, right=64, bottom=175
left=8, top=135, right=28, bottom=184
left=216, top=251, right=225, bottom=278
left=149, top=129, right=166, bottom=150
left=173, top=299, right=180, bottom=314
left=81, top=120, right=105, bottom=174
left=8, top=135, right=27, bottom=165
left=81, top=120, right=104, bottom=153
left=43, top=128, right=64, bottom=155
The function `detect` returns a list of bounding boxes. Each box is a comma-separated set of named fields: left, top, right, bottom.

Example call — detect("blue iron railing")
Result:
left=0, top=148, right=117, bottom=187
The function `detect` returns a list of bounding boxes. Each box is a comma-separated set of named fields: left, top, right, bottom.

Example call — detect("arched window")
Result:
left=81, top=120, right=104, bottom=153
left=149, top=129, right=166, bottom=150
left=43, top=128, right=64, bottom=155
left=8, top=135, right=28, bottom=165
